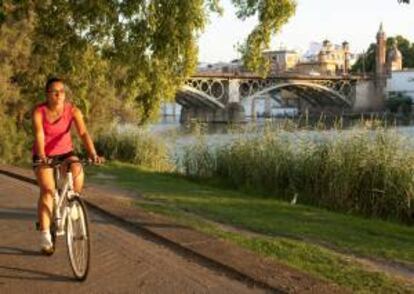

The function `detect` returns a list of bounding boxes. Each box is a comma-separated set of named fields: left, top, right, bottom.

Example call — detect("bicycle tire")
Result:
left=66, top=196, right=91, bottom=281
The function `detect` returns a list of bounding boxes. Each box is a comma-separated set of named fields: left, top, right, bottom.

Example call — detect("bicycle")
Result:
left=34, top=158, right=92, bottom=281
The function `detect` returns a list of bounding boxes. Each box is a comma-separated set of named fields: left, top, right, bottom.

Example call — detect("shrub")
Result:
left=178, top=125, right=414, bottom=223
left=386, top=92, right=412, bottom=115
left=94, top=128, right=173, bottom=172
left=0, top=117, right=30, bottom=164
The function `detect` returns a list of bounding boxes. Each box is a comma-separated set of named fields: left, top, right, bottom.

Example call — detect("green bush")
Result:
left=94, top=128, right=173, bottom=172
left=0, top=117, right=30, bottom=164
left=386, top=92, right=412, bottom=115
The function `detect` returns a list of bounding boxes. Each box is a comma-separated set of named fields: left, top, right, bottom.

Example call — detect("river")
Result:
left=141, top=113, right=414, bottom=160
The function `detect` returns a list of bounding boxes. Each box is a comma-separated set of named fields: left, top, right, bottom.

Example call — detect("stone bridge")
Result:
left=175, top=73, right=376, bottom=123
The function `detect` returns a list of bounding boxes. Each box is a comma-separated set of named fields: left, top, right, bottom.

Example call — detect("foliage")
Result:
left=233, top=0, right=296, bottom=76
left=0, top=1, right=297, bottom=163
left=178, top=125, right=414, bottom=223
left=388, top=36, right=414, bottom=68
left=1, top=1, right=296, bottom=125
left=0, top=5, right=33, bottom=163
left=351, top=43, right=376, bottom=74
left=94, top=128, right=173, bottom=172
left=386, top=92, right=412, bottom=114
left=352, top=35, right=414, bottom=73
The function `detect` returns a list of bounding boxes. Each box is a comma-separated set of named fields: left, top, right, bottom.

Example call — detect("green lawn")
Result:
left=88, top=161, right=414, bottom=293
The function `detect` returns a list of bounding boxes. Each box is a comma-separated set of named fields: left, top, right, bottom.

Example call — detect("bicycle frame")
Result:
left=33, top=158, right=92, bottom=280
left=53, top=164, right=82, bottom=235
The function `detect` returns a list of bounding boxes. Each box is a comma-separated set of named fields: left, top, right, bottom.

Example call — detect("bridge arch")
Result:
left=176, top=85, right=225, bottom=110
left=245, top=81, right=352, bottom=108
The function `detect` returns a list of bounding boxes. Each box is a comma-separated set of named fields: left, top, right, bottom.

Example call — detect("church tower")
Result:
left=387, top=39, right=403, bottom=72
left=342, top=41, right=350, bottom=75
left=376, top=23, right=386, bottom=79
left=373, top=23, right=387, bottom=110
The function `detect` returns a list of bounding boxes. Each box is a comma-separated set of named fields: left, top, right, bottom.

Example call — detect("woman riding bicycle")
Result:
left=32, top=77, right=102, bottom=254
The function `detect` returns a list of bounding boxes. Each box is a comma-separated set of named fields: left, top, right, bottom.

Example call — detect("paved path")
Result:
left=0, top=174, right=267, bottom=293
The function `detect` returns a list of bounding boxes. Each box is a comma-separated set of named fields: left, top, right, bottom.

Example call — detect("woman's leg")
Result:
left=35, top=167, right=55, bottom=231
left=66, top=156, right=84, bottom=193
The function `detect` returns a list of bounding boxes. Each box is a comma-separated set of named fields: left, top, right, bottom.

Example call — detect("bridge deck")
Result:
left=192, top=72, right=366, bottom=81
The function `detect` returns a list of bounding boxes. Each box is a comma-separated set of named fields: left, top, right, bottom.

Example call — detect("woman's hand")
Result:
left=89, top=154, right=105, bottom=165
left=39, top=155, right=48, bottom=163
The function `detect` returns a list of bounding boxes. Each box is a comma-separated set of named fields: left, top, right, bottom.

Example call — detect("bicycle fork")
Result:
left=54, top=171, right=76, bottom=235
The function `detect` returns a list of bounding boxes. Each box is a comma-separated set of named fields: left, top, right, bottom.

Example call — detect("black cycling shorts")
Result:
left=32, top=151, right=75, bottom=164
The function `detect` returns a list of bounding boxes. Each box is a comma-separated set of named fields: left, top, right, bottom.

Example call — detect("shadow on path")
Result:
left=0, top=266, right=74, bottom=283
left=0, top=246, right=41, bottom=257
left=0, top=208, right=36, bottom=220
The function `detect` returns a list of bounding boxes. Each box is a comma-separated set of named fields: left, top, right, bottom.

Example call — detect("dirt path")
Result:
left=0, top=174, right=267, bottom=293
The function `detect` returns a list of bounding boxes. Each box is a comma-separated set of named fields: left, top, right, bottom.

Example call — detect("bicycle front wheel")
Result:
left=66, top=196, right=90, bottom=281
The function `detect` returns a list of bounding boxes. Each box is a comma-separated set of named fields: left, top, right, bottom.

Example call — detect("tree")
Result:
left=1, top=0, right=296, bottom=126
left=351, top=43, right=376, bottom=74
left=386, top=92, right=412, bottom=115
left=0, top=4, right=34, bottom=162
left=233, top=0, right=296, bottom=76
left=351, top=35, right=414, bottom=73
left=388, top=36, right=414, bottom=68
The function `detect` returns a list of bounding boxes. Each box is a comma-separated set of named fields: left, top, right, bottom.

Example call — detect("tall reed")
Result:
left=179, top=123, right=414, bottom=223
left=94, top=128, right=173, bottom=172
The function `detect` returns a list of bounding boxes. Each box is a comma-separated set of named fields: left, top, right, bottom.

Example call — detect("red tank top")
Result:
left=32, top=103, right=74, bottom=156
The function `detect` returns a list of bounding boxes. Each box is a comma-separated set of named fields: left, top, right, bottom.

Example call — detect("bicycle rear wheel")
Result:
left=66, top=196, right=90, bottom=281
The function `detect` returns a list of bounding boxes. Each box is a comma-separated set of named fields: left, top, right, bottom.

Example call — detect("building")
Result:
left=386, top=71, right=414, bottom=101
left=376, top=23, right=387, bottom=79
left=197, top=59, right=246, bottom=74
left=387, top=39, right=403, bottom=72
left=376, top=24, right=414, bottom=102
left=376, top=23, right=404, bottom=75
left=294, top=40, right=351, bottom=76
left=376, top=24, right=410, bottom=102
left=262, top=50, right=300, bottom=74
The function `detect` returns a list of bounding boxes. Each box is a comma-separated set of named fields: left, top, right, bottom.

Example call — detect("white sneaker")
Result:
left=40, top=231, right=54, bottom=255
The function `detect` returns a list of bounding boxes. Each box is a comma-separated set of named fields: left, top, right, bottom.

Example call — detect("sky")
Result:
left=197, top=0, right=414, bottom=63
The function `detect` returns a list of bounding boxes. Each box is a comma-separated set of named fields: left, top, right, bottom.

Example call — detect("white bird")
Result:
left=291, top=193, right=298, bottom=205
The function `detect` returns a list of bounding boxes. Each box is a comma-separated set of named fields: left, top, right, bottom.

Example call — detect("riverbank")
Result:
left=88, top=161, right=414, bottom=293
left=178, top=125, right=414, bottom=223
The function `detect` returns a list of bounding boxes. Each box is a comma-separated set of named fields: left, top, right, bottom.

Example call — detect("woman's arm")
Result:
left=72, top=106, right=99, bottom=161
left=32, top=108, right=46, bottom=160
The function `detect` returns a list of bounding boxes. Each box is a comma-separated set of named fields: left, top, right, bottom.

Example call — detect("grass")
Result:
left=88, top=161, right=414, bottom=293
left=139, top=202, right=412, bottom=293
left=178, top=125, right=414, bottom=223
left=94, top=128, right=173, bottom=171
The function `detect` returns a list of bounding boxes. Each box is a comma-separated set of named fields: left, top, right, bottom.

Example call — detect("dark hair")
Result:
left=45, top=77, right=64, bottom=92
